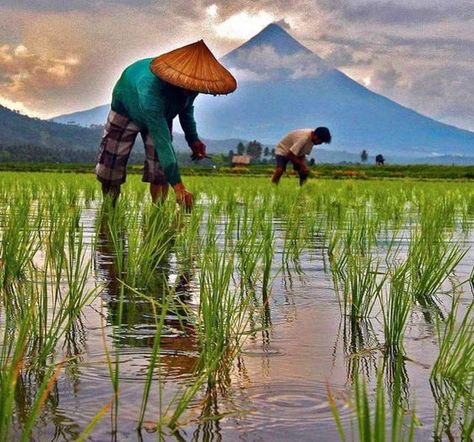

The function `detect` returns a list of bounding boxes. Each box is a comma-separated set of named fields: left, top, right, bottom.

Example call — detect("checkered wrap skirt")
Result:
left=95, top=110, right=167, bottom=186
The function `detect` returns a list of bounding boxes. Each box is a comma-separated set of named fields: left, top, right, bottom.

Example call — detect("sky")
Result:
left=0, top=0, right=473, bottom=131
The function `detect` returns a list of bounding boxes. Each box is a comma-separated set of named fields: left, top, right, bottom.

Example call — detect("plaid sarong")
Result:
left=95, top=110, right=167, bottom=186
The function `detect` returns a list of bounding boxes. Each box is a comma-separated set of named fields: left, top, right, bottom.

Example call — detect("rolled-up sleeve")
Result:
left=144, top=109, right=181, bottom=185
left=179, top=98, right=199, bottom=145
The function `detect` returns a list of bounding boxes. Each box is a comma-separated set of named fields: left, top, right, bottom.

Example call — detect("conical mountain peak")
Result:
left=223, top=23, right=313, bottom=63
left=221, top=22, right=327, bottom=80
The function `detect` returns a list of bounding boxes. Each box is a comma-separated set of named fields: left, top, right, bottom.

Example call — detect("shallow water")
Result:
left=2, top=182, right=473, bottom=441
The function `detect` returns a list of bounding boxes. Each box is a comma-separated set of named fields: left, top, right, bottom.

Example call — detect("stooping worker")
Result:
left=95, top=40, right=237, bottom=210
left=271, top=127, right=332, bottom=185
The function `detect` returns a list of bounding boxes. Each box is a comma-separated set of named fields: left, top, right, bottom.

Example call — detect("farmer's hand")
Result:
left=299, top=163, right=309, bottom=176
left=299, top=166, right=310, bottom=186
left=190, top=140, right=207, bottom=161
left=173, top=183, right=193, bottom=212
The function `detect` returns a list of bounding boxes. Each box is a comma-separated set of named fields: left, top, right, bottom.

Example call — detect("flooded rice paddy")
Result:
left=0, top=173, right=473, bottom=441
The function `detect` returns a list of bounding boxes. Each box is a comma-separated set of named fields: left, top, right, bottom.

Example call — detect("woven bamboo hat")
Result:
left=151, top=40, right=237, bottom=95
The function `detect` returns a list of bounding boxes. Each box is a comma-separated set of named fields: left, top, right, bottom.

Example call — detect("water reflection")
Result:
left=383, top=351, right=411, bottom=409
left=338, top=316, right=379, bottom=382
left=94, top=208, right=199, bottom=381
left=13, top=366, right=83, bottom=441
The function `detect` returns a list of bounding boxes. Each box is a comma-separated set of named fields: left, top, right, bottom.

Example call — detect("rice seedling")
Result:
left=236, top=213, right=263, bottom=291
left=281, top=202, right=307, bottom=274
left=0, top=305, right=32, bottom=441
left=129, top=283, right=173, bottom=431
left=430, top=296, right=474, bottom=440
left=343, top=254, right=386, bottom=319
left=0, top=172, right=472, bottom=440
left=431, top=297, right=474, bottom=385
left=431, top=377, right=474, bottom=441
left=174, top=204, right=204, bottom=267
left=0, top=194, right=99, bottom=439
left=195, top=235, right=243, bottom=385
left=0, top=196, right=40, bottom=289
left=405, top=228, right=467, bottom=311
left=261, top=212, right=275, bottom=296
left=329, top=359, right=418, bottom=441
left=380, top=264, right=412, bottom=351
left=329, top=235, right=385, bottom=320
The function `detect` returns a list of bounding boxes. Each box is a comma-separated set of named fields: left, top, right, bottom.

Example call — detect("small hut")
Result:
left=232, top=155, right=251, bottom=167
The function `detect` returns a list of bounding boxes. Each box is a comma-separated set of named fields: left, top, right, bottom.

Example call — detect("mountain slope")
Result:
left=0, top=105, right=103, bottom=151
left=0, top=105, right=243, bottom=156
left=51, top=23, right=474, bottom=159
left=196, top=23, right=474, bottom=157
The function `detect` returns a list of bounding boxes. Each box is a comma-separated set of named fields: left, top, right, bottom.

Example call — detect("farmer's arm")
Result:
left=287, top=138, right=308, bottom=169
left=287, top=150, right=305, bottom=166
left=145, top=111, right=192, bottom=208
left=179, top=99, right=207, bottom=160
left=178, top=101, right=199, bottom=145
left=289, top=137, right=308, bottom=158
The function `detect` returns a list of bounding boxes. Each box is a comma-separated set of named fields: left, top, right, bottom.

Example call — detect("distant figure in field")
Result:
left=272, top=127, right=331, bottom=185
left=376, top=154, right=385, bottom=166
left=95, top=40, right=237, bottom=210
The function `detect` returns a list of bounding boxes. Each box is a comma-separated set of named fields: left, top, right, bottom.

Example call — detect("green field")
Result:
left=0, top=173, right=473, bottom=440
left=0, top=161, right=473, bottom=180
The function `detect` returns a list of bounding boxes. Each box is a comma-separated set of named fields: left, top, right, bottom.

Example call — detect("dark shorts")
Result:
left=95, top=110, right=167, bottom=186
left=275, top=154, right=303, bottom=171
left=275, top=154, right=291, bottom=170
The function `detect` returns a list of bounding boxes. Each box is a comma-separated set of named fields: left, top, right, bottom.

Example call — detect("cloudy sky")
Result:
left=1, top=0, right=473, bottom=130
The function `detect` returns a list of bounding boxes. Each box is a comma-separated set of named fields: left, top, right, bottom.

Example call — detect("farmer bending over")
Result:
left=272, top=127, right=331, bottom=185
left=95, top=40, right=237, bottom=210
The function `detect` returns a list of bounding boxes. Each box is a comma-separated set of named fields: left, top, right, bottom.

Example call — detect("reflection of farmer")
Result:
left=94, top=214, right=199, bottom=378
left=271, top=127, right=331, bottom=185
left=95, top=41, right=237, bottom=210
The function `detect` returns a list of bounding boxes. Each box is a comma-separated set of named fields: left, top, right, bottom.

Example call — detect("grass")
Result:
left=0, top=173, right=472, bottom=439
left=380, top=264, right=412, bottom=351
left=1, top=162, right=474, bottom=180
left=329, top=358, right=418, bottom=442
left=430, top=296, right=474, bottom=440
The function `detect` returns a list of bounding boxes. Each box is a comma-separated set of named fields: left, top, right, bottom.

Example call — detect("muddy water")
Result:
left=10, top=205, right=474, bottom=441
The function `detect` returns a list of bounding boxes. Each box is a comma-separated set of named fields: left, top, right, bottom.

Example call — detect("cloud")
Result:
left=350, top=62, right=474, bottom=131
left=230, top=67, right=269, bottom=82
left=0, top=4, right=210, bottom=116
left=1, top=0, right=158, bottom=12
left=0, top=44, right=80, bottom=108
left=0, top=0, right=473, bottom=129
left=214, top=10, right=275, bottom=40
left=324, top=46, right=374, bottom=67
left=274, top=19, right=291, bottom=30
left=370, top=64, right=403, bottom=90
left=325, top=47, right=354, bottom=66
left=401, top=66, right=474, bottom=130
left=318, top=0, right=474, bottom=25
left=227, top=44, right=329, bottom=81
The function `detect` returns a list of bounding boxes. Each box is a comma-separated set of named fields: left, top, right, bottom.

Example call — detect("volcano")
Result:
left=53, top=23, right=474, bottom=160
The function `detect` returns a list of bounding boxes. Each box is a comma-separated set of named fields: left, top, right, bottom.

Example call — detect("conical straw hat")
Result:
left=151, top=40, right=237, bottom=95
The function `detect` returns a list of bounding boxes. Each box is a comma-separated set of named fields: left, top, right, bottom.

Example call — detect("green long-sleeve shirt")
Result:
left=111, top=58, right=199, bottom=185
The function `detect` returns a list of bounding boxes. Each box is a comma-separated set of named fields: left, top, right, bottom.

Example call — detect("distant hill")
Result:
left=52, top=23, right=474, bottom=163
left=0, top=105, right=245, bottom=160
left=0, top=105, right=103, bottom=151
left=53, top=105, right=109, bottom=128
left=3, top=104, right=474, bottom=165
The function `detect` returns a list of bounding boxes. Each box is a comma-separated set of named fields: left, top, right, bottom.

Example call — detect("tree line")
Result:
left=228, top=141, right=276, bottom=163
